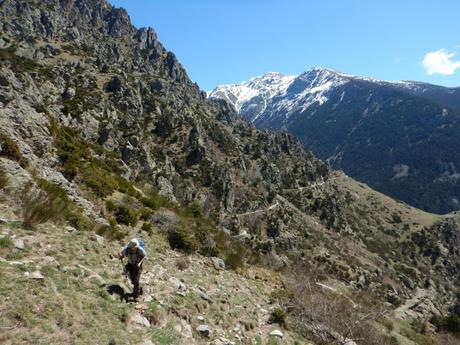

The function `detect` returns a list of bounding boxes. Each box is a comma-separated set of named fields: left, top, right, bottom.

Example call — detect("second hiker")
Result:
left=118, top=238, right=147, bottom=300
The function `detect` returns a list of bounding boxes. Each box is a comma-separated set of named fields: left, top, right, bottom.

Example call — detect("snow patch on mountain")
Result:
left=208, top=72, right=295, bottom=121
left=209, top=67, right=459, bottom=125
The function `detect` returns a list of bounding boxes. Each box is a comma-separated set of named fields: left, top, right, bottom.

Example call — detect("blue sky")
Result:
left=109, top=0, right=460, bottom=91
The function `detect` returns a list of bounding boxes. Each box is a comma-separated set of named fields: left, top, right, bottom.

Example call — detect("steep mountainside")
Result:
left=210, top=68, right=460, bottom=214
left=2, top=1, right=460, bottom=344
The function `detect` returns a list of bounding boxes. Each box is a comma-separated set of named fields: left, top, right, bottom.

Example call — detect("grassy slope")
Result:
left=0, top=203, right=307, bottom=345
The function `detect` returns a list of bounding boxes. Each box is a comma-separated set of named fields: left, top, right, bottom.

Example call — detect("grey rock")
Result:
left=269, top=330, right=283, bottom=338
left=128, top=311, right=150, bottom=330
left=195, top=288, right=212, bottom=303
left=94, top=234, right=104, bottom=245
left=169, top=277, right=187, bottom=291
left=65, top=225, right=78, bottom=233
left=157, top=176, right=177, bottom=203
left=196, top=324, right=211, bottom=337
left=211, top=257, right=225, bottom=270
left=29, top=271, right=45, bottom=279
left=13, top=238, right=24, bottom=249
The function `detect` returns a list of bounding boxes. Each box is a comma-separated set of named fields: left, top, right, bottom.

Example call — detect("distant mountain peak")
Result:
left=210, top=67, right=460, bottom=214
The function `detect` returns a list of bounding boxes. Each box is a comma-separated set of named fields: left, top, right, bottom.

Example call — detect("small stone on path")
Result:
left=269, top=330, right=284, bottom=338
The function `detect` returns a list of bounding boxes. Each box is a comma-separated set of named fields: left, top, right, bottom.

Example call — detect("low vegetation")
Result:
left=0, top=131, right=28, bottom=168
left=21, top=182, right=67, bottom=229
left=0, top=167, right=8, bottom=189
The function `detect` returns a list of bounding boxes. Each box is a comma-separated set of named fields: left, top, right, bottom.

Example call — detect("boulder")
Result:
left=169, top=277, right=187, bottom=291
left=269, top=330, right=283, bottom=338
left=127, top=311, right=150, bottom=330
left=211, top=257, right=225, bottom=270
left=13, top=238, right=25, bottom=249
left=196, top=324, right=211, bottom=337
left=157, top=176, right=177, bottom=203
left=195, top=288, right=212, bottom=303
left=28, top=271, right=45, bottom=279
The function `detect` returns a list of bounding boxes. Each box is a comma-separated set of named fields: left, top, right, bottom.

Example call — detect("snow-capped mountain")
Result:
left=209, top=68, right=460, bottom=125
left=210, top=68, right=460, bottom=214
left=209, top=72, right=295, bottom=122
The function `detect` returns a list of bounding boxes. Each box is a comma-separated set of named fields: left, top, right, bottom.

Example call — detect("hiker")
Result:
left=118, top=238, right=146, bottom=300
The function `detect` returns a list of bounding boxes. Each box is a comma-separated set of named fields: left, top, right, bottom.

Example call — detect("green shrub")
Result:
left=378, top=317, right=394, bottom=331
left=224, top=241, right=247, bottom=270
left=269, top=308, right=287, bottom=327
left=54, top=126, right=90, bottom=179
left=105, top=200, right=116, bottom=212
left=0, top=131, right=28, bottom=167
left=0, top=168, right=7, bottom=188
left=65, top=210, right=96, bottom=232
left=21, top=183, right=67, bottom=228
left=81, top=162, right=118, bottom=197
left=167, top=226, right=198, bottom=253
left=0, top=236, right=13, bottom=248
left=96, top=224, right=126, bottom=241
left=141, top=222, right=153, bottom=233
left=392, top=213, right=402, bottom=223
left=114, top=205, right=138, bottom=226
left=184, top=202, right=203, bottom=218
left=141, top=192, right=170, bottom=210
left=139, top=208, right=154, bottom=221
left=431, top=315, right=460, bottom=335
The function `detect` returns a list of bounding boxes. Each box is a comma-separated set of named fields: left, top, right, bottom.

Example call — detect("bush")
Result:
left=21, top=183, right=68, bottom=228
left=392, top=213, right=402, bottom=224
left=285, top=271, right=390, bottom=345
left=0, top=168, right=7, bottom=189
left=0, top=236, right=13, bottom=248
left=105, top=200, right=116, bottom=212
left=0, top=131, right=28, bottom=167
left=269, top=308, right=287, bottom=327
left=431, top=315, right=460, bottom=335
left=175, top=256, right=190, bottom=270
left=141, top=222, right=153, bottom=233
left=96, top=224, right=126, bottom=241
left=141, top=193, right=170, bottom=210
left=114, top=205, right=138, bottom=226
left=81, top=163, right=118, bottom=197
left=139, top=208, right=154, bottom=221
left=167, top=226, right=198, bottom=253
left=65, top=210, right=96, bottom=232
left=224, top=241, right=247, bottom=270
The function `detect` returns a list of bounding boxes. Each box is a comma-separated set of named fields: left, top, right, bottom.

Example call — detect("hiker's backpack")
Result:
left=124, top=239, right=146, bottom=255
left=138, top=239, right=145, bottom=251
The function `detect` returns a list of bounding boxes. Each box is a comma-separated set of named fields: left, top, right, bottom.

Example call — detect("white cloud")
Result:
left=422, top=49, right=460, bottom=75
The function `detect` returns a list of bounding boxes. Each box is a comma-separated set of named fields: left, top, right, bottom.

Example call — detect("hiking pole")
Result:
left=137, top=256, right=146, bottom=268
left=137, top=257, right=146, bottom=296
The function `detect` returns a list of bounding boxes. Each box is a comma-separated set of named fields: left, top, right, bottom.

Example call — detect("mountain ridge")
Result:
left=210, top=68, right=460, bottom=214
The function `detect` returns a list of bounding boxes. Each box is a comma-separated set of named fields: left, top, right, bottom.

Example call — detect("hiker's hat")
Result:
left=129, top=238, right=139, bottom=248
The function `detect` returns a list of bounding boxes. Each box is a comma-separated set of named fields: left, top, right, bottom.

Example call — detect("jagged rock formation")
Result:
left=210, top=68, right=460, bottom=214
left=1, top=1, right=460, bottom=344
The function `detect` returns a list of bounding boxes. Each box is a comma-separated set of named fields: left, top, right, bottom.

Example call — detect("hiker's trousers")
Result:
left=126, top=263, right=141, bottom=298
